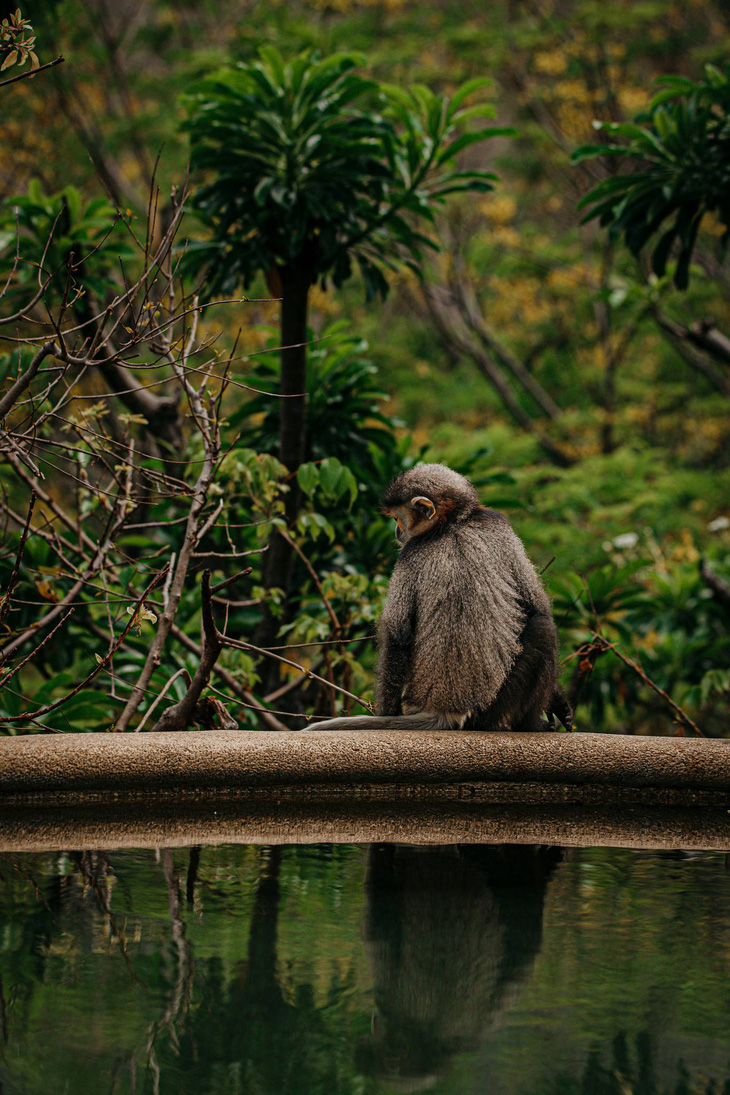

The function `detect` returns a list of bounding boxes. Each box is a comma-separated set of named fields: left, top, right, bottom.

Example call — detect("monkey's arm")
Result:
left=308, top=569, right=425, bottom=731
left=375, top=570, right=417, bottom=716
left=375, top=633, right=413, bottom=716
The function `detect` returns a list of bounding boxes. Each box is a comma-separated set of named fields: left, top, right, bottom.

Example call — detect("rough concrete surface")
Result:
left=0, top=728, right=727, bottom=796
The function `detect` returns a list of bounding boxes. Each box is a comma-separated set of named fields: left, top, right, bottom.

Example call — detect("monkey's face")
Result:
left=384, top=495, right=437, bottom=545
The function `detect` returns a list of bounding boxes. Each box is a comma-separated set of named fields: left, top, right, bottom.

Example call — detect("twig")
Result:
left=223, top=636, right=374, bottom=714
left=0, top=489, right=36, bottom=631
left=0, top=54, right=65, bottom=90
left=0, top=566, right=168, bottom=724
left=700, top=559, right=730, bottom=614
left=113, top=365, right=221, bottom=731
left=266, top=634, right=375, bottom=651
left=0, top=482, right=127, bottom=663
left=0, top=342, right=56, bottom=419
left=204, top=681, right=348, bottom=723
left=278, top=529, right=341, bottom=632
left=264, top=656, right=326, bottom=702
left=579, top=631, right=705, bottom=737
left=152, top=571, right=225, bottom=732
left=170, top=623, right=288, bottom=732
left=135, top=667, right=189, bottom=732
left=210, top=561, right=260, bottom=595
left=0, top=609, right=73, bottom=692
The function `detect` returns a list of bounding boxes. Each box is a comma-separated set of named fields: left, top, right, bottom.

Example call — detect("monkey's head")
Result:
left=381, top=464, right=479, bottom=544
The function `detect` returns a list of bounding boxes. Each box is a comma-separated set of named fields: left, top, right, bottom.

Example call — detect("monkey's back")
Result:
left=383, top=510, right=550, bottom=715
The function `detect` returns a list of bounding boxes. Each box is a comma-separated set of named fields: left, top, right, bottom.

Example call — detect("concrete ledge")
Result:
left=0, top=730, right=728, bottom=851
left=0, top=728, right=727, bottom=798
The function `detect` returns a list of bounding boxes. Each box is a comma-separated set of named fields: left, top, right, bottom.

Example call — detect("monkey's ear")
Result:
left=411, top=495, right=436, bottom=521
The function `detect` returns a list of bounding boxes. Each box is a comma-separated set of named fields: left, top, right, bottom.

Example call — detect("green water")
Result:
left=0, top=843, right=728, bottom=1094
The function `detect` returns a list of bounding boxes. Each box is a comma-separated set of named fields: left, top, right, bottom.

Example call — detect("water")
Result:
left=0, top=842, right=728, bottom=1094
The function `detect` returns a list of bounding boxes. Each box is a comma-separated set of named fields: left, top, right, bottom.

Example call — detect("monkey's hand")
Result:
left=376, top=697, right=403, bottom=717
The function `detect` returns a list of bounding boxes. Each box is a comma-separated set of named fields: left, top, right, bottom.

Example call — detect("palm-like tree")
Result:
left=573, top=63, right=730, bottom=289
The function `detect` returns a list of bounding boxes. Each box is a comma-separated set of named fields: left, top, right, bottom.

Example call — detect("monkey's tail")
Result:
left=548, top=689, right=573, bottom=731
left=306, top=712, right=464, bottom=732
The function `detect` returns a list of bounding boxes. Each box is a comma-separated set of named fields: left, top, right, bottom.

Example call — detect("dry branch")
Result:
left=700, top=558, right=730, bottom=614
left=568, top=633, right=704, bottom=738
left=152, top=571, right=228, bottom=732
left=169, top=624, right=288, bottom=733
left=0, top=341, right=57, bottom=419
left=422, top=282, right=575, bottom=467
left=0, top=488, right=35, bottom=632
left=0, top=176, right=376, bottom=737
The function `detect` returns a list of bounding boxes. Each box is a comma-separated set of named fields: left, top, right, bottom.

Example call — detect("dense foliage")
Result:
left=0, top=0, right=729, bottom=735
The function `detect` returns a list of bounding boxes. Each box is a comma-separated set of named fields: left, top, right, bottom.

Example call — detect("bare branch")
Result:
left=423, top=282, right=575, bottom=467
left=278, top=528, right=341, bottom=633
left=0, top=609, right=74, bottom=692
left=700, top=559, right=730, bottom=614
left=223, top=636, right=374, bottom=715
left=170, top=623, right=289, bottom=732
left=652, top=308, right=730, bottom=397
left=0, top=488, right=35, bottom=629
left=152, top=571, right=226, bottom=732
left=0, top=341, right=57, bottom=420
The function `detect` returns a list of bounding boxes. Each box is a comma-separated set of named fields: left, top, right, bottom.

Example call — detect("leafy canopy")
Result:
left=573, top=64, right=730, bottom=288
left=183, top=47, right=514, bottom=299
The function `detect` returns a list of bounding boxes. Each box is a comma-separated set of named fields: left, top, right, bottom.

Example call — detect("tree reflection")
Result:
left=534, top=1031, right=730, bottom=1095
left=166, top=845, right=371, bottom=1095
left=357, top=844, right=561, bottom=1090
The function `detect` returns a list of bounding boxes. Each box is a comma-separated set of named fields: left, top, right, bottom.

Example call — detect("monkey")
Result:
left=357, top=844, right=561, bottom=1083
left=309, top=463, right=572, bottom=733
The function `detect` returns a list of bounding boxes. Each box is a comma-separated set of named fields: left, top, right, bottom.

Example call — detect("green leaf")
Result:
left=319, top=457, right=345, bottom=497
left=27, top=177, right=43, bottom=205
left=182, top=48, right=512, bottom=299
left=449, top=103, right=498, bottom=125
left=571, top=144, right=628, bottom=164
left=297, top=462, right=320, bottom=496
left=63, top=186, right=82, bottom=226
left=446, top=77, right=494, bottom=118
left=651, top=224, right=678, bottom=277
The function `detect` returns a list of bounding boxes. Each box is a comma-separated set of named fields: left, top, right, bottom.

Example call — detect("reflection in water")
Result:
left=543, top=1030, right=728, bottom=1095
left=161, top=845, right=368, bottom=1095
left=358, top=845, right=560, bottom=1090
left=0, top=843, right=728, bottom=1094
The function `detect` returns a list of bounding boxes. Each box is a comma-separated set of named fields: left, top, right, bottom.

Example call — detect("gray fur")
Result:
left=309, top=463, right=569, bottom=733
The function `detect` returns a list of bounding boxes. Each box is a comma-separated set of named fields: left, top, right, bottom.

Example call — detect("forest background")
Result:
left=0, top=0, right=729, bottom=736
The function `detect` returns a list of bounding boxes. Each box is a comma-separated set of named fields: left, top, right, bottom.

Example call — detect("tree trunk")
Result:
left=254, top=264, right=311, bottom=674
left=278, top=264, right=310, bottom=473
